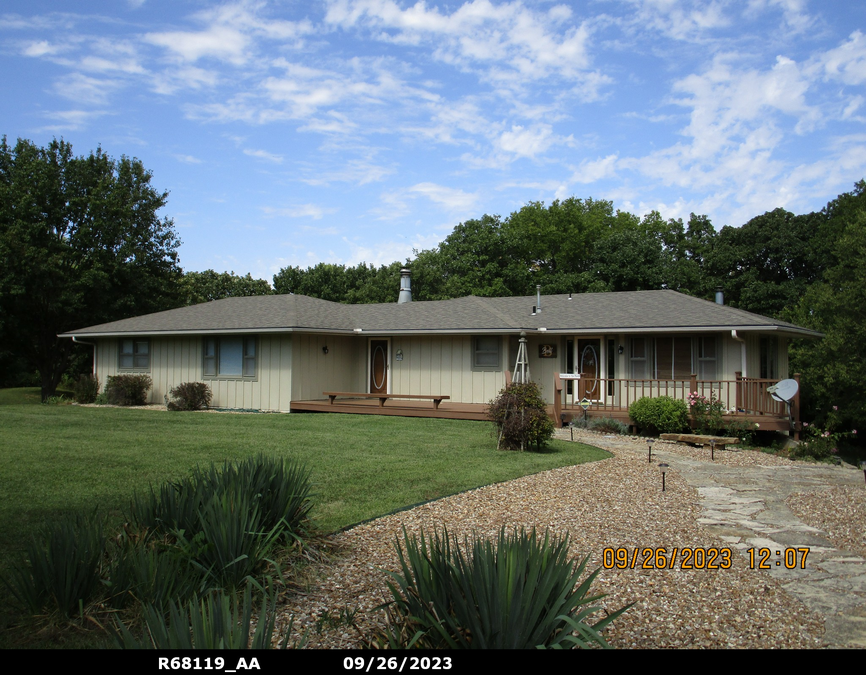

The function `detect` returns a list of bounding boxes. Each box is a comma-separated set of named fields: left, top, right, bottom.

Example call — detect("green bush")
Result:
left=376, top=526, right=630, bottom=649
left=73, top=374, right=100, bottom=404
left=105, top=374, right=153, bottom=406
left=167, top=382, right=212, bottom=411
left=488, top=382, right=555, bottom=451
left=628, top=396, right=690, bottom=435
left=2, top=511, right=105, bottom=618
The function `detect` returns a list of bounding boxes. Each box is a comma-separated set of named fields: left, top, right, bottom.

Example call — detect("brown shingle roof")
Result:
left=59, top=290, right=821, bottom=338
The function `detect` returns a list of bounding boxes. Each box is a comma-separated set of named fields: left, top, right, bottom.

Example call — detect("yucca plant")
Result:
left=2, top=511, right=106, bottom=618
left=378, top=526, right=631, bottom=649
left=128, top=455, right=313, bottom=541
left=175, top=491, right=283, bottom=589
left=111, top=583, right=290, bottom=649
left=104, top=541, right=210, bottom=609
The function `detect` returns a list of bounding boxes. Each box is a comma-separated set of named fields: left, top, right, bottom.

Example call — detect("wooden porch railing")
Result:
left=553, top=372, right=799, bottom=433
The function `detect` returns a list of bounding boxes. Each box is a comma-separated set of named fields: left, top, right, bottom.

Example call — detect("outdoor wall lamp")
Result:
left=647, top=438, right=655, bottom=463
left=659, top=463, right=669, bottom=491
left=618, top=345, right=624, bottom=355
left=322, top=346, right=329, bottom=355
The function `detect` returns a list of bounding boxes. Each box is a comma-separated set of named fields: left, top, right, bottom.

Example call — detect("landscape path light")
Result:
left=710, top=438, right=716, bottom=462
left=860, top=460, right=866, bottom=486
left=647, top=438, right=655, bottom=463
left=658, top=463, right=669, bottom=492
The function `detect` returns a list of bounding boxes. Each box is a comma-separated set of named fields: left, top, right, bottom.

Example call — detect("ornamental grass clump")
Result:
left=488, top=382, right=555, bottom=451
left=375, top=526, right=630, bottom=649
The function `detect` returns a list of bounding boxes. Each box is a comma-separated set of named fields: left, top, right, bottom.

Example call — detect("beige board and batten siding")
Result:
left=389, top=335, right=507, bottom=403
left=96, top=334, right=294, bottom=412
left=290, top=334, right=366, bottom=401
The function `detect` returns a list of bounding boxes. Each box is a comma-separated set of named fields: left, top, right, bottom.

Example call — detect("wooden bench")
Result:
left=660, top=433, right=740, bottom=447
left=323, top=392, right=451, bottom=410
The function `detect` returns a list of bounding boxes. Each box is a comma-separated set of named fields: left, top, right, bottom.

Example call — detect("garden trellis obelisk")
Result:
left=497, top=332, right=531, bottom=451
left=512, top=332, right=531, bottom=384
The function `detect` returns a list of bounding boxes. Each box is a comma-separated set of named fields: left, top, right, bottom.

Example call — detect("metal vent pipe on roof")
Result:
left=715, top=287, right=724, bottom=305
left=536, top=285, right=541, bottom=313
left=398, top=268, right=412, bottom=304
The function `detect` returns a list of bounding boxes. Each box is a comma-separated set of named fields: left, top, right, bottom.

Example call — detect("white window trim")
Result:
left=202, top=336, right=258, bottom=381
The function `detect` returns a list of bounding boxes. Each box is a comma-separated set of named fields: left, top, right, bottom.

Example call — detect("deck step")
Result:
left=660, top=433, right=739, bottom=445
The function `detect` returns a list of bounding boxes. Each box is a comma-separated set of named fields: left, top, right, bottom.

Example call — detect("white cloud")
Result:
left=174, top=154, right=203, bottom=164
left=324, top=0, right=600, bottom=89
left=243, top=148, right=284, bottom=163
left=262, top=204, right=338, bottom=219
left=53, top=73, right=118, bottom=105
left=343, top=233, right=443, bottom=267
left=817, top=31, right=866, bottom=86
left=496, top=123, right=556, bottom=159
left=22, top=40, right=60, bottom=57
left=38, top=109, right=108, bottom=131
left=145, top=25, right=250, bottom=65
left=570, top=154, right=619, bottom=183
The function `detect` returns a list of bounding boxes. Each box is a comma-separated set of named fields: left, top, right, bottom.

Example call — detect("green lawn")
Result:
left=0, top=401, right=610, bottom=562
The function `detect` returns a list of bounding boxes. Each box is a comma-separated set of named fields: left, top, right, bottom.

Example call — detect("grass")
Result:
left=0, top=401, right=609, bottom=566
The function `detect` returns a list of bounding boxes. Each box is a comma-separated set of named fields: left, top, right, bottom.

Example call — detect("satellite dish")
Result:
left=768, top=379, right=798, bottom=403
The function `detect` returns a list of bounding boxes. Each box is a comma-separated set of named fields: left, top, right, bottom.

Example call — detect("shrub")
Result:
left=375, top=526, right=630, bottom=649
left=628, top=396, right=690, bottom=435
left=73, top=374, right=100, bottom=404
left=167, top=382, right=212, bottom=411
left=488, top=382, right=555, bottom=451
left=105, top=374, right=153, bottom=406
left=588, top=417, right=629, bottom=435
left=2, top=511, right=105, bottom=618
left=688, top=391, right=725, bottom=434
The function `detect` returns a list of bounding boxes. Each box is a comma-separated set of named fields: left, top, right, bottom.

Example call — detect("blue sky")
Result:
left=3, top=1, right=866, bottom=283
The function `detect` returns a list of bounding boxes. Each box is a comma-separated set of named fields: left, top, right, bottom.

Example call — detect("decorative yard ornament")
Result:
left=512, top=332, right=531, bottom=384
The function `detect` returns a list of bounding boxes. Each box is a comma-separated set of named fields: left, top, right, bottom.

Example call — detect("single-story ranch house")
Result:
left=60, top=274, right=820, bottom=431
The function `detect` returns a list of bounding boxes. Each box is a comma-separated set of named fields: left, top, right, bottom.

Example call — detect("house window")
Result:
left=760, top=336, right=778, bottom=380
left=629, top=337, right=648, bottom=379
left=203, top=337, right=256, bottom=379
left=655, top=337, right=692, bottom=380
left=473, top=336, right=501, bottom=370
left=119, top=338, right=150, bottom=370
left=697, top=336, right=717, bottom=380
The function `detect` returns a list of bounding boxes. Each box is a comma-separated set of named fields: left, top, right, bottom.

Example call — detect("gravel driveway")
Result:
left=277, top=431, right=865, bottom=649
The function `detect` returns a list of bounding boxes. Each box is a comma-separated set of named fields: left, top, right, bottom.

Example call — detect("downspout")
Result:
left=72, top=336, right=97, bottom=377
left=730, top=330, right=746, bottom=377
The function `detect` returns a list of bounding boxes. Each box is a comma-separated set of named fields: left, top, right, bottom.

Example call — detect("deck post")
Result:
left=553, top=373, right=563, bottom=426
left=735, top=371, right=742, bottom=415
left=793, top=373, right=801, bottom=441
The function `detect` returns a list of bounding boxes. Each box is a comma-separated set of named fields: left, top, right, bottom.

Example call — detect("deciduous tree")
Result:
left=0, top=137, right=182, bottom=400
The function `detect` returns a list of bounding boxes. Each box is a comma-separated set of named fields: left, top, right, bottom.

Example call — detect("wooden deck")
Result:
left=290, top=398, right=491, bottom=421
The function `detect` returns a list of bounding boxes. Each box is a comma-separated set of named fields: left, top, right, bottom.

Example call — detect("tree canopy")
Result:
left=0, top=137, right=182, bottom=399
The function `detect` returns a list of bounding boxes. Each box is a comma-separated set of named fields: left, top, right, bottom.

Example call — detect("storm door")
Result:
left=369, top=339, right=389, bottom=395
left=577, top=338, right=602, bottom=401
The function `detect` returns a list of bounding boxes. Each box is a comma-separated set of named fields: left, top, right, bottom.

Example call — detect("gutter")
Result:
left=72, top=336, right=98, bottom=377
left=730, top=330, right=747, bottom=377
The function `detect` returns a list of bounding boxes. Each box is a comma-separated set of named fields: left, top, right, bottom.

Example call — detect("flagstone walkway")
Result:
left=561, top=429, right=866, bottom=648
